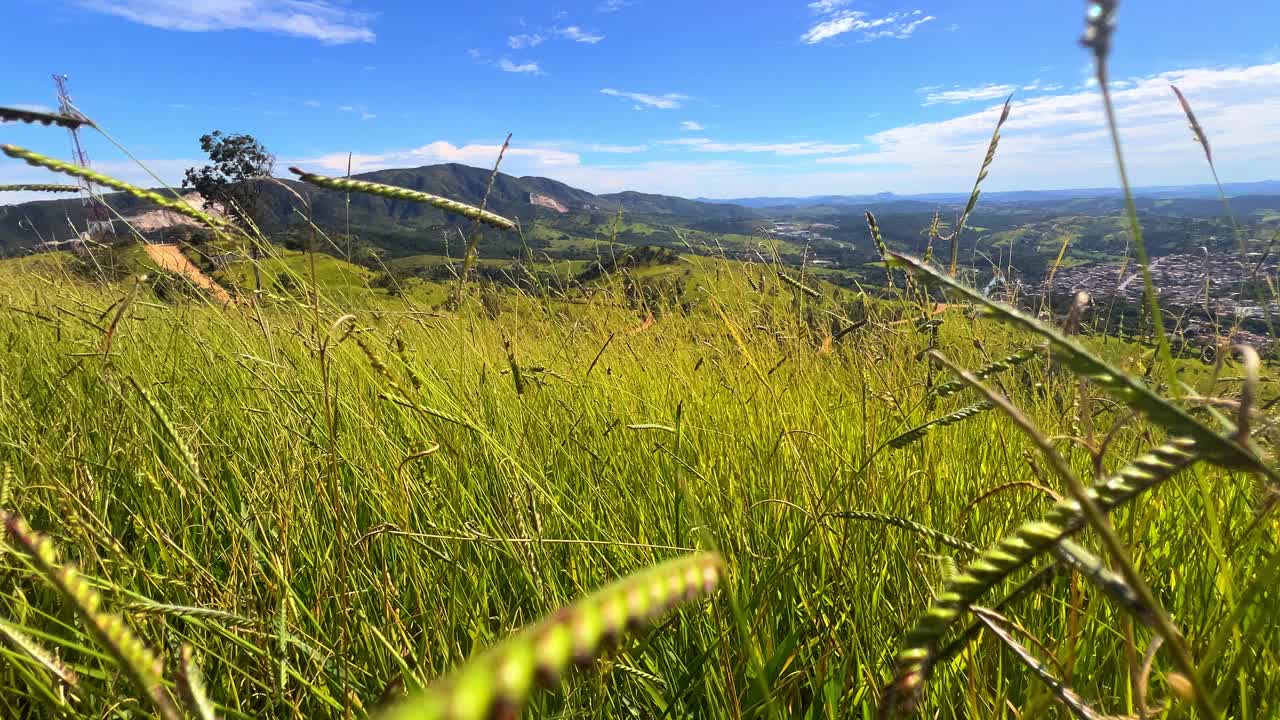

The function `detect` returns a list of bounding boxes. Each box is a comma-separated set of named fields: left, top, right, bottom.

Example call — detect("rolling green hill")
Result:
left=0, top=163, right=759, bottom=258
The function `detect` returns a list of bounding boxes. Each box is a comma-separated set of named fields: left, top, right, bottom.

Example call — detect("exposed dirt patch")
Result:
left=127, top=193, right=227, bottom=232
left=529, top=193, right=568, bottom=213
left=144, top=243, right=234, bottom=304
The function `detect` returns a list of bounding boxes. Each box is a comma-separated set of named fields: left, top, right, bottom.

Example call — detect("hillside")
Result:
left=0, top=163, right=757, bottom=258
left=598, top=190, right=760, bottom=222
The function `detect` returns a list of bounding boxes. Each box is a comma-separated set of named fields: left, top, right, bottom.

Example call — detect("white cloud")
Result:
left=680, top=121, right=705, bottom=131
left=802, top=8, right=934, bottom=44
left=589, top=144, right=649, bottom=153
left=1020, top=79, right=1064, bottom=93
left=292, top=143, right=758, bottom=197
left=555, top=25, right=604, bottom=43
left=601, top=88, right=689, bottom=109
left=277, top=66, right=1280, bottom=197
left=663, top=138, right=859, bottom=156
left=304, top=99, right=321, bottom=107
left=807, top=0, right=850, bottom=12
left=511, top=24, right=603, bottom=51
left=296, top=141, right=581, bottom=175
left=863, top=14, right=934, bottom=40
left=921, top=83, right=1016, bottom=106
left=360, top=111, right=376, bottom=120
left=814, top=62, right=1280, bottom=191
left=13, top=63, right=1271, bottom=212
left=337, top=105, right=355, bottom=112
left=499, top=59, right=543, bottom=75
left=508, top=32, right=544, bottom=49
left=78, top=0, right=375, bottom=44
left=596, top=0, right=633, bottom=12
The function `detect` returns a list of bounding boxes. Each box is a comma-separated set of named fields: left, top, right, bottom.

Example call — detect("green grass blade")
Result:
left=0, top=105, right=89, bottom=129
left=288, top=167, right=516, bottom=231
left=2, top=513, right=181, bottom=720
left=0, top=616, right=80, bottom=690
left=885, top=250, right=1266, bottom=474
left=1053, top=539, right=1150, bottom=624
left=972, top=607, right=1105, bottom=720
left=0, top=183, right=81, bottom=193
left=0, top=144, right=233, bottom=231
left=886, top=401, right=993, bottom=449
left=380, top=553, right=723, bottom=720
left=177, top=644, right=219, bottom=720
left=829, top=511, right=979, bottom=554
left=932, top=347, right=1039, bottom=398
left=881, top=438, right=1200, bottom=715
left=949, top=95, right=1012, bottom=276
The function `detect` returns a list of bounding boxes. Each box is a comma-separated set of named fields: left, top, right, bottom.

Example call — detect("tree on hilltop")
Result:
left=183, top=131, right=274, bottom=289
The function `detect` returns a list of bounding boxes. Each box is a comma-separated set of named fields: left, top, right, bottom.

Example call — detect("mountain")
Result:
left=0, top=163, right=755, bottom=257
left=699, top=181, right=1280, bottom=208
left=599, top=191, right=759, bottom=221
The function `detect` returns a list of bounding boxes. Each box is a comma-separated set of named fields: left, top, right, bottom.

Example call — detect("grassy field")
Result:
left=1, top=8, right=1277, bottom=714
left=0, top=243, right=1277, bottom=719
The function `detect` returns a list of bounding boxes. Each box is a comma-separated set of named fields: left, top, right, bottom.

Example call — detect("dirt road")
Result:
left=144, top=243, right=234, bottom=304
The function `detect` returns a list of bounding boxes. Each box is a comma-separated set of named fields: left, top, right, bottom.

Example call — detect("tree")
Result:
left=183, top=131, right=274, bottom=289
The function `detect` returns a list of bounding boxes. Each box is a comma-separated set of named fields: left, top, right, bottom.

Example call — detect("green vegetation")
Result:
left=1, top=6, right=1278, bottom=719
left=0, top=233, right=1276, bottom=718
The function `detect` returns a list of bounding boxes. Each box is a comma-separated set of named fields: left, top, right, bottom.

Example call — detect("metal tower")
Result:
left=53, top=74, right=114, bottom=238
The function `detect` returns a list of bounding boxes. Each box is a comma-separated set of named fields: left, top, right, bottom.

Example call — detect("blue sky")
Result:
left=2, top=0, right=1279, bottom=203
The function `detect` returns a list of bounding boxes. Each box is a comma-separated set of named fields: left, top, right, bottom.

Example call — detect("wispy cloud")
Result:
left=26, top=62, right=1279, bottom=205
left=276, top=64, right=1280, bottom=198
left=499, top=59, right=543, bottom=75
left=815, top=63, right=1280, bottom=190
left=291, top=141, right=757, bottom=198
left=863, top=13, right=934, bottom=40
left=589, top=144, right=649, bottom=153
left=337, top=104, right=376, bottom=118
left=921, top=83, right=1016, bottom=105
left=304, top=99, right=321, bottom=107
left=807, top=0, right=850, bottom=12
left=596, top=0, right=634, bottom=12
left=508, top=32, right=544, bottom=49
left=601, top=88, right=689, bottom=109
left=801, top=7, right=935, bottom=45
left=1020, top=79, right=1064, bottom=93
left=297, top=141, right=580, bottom=175
left=512, top=24, right=604, bottom=50
left=663, top=138, right=859, bottom=156
left=681, top=121, right=705, bottom=131
left=556, top=25, right=604, bottom=43
left=78, top=0, right=376, bottom=43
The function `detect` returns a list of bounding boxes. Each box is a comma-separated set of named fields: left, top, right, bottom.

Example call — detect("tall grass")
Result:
left=0, top=3, right=1276, bottom=718
left=0, top=233, right=1275, bottom=717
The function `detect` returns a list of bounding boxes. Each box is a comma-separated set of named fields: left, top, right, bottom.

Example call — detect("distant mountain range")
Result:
left=2, top=162, right=1277, bottom=258
left=696, top=181, right=1280, bottom=208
